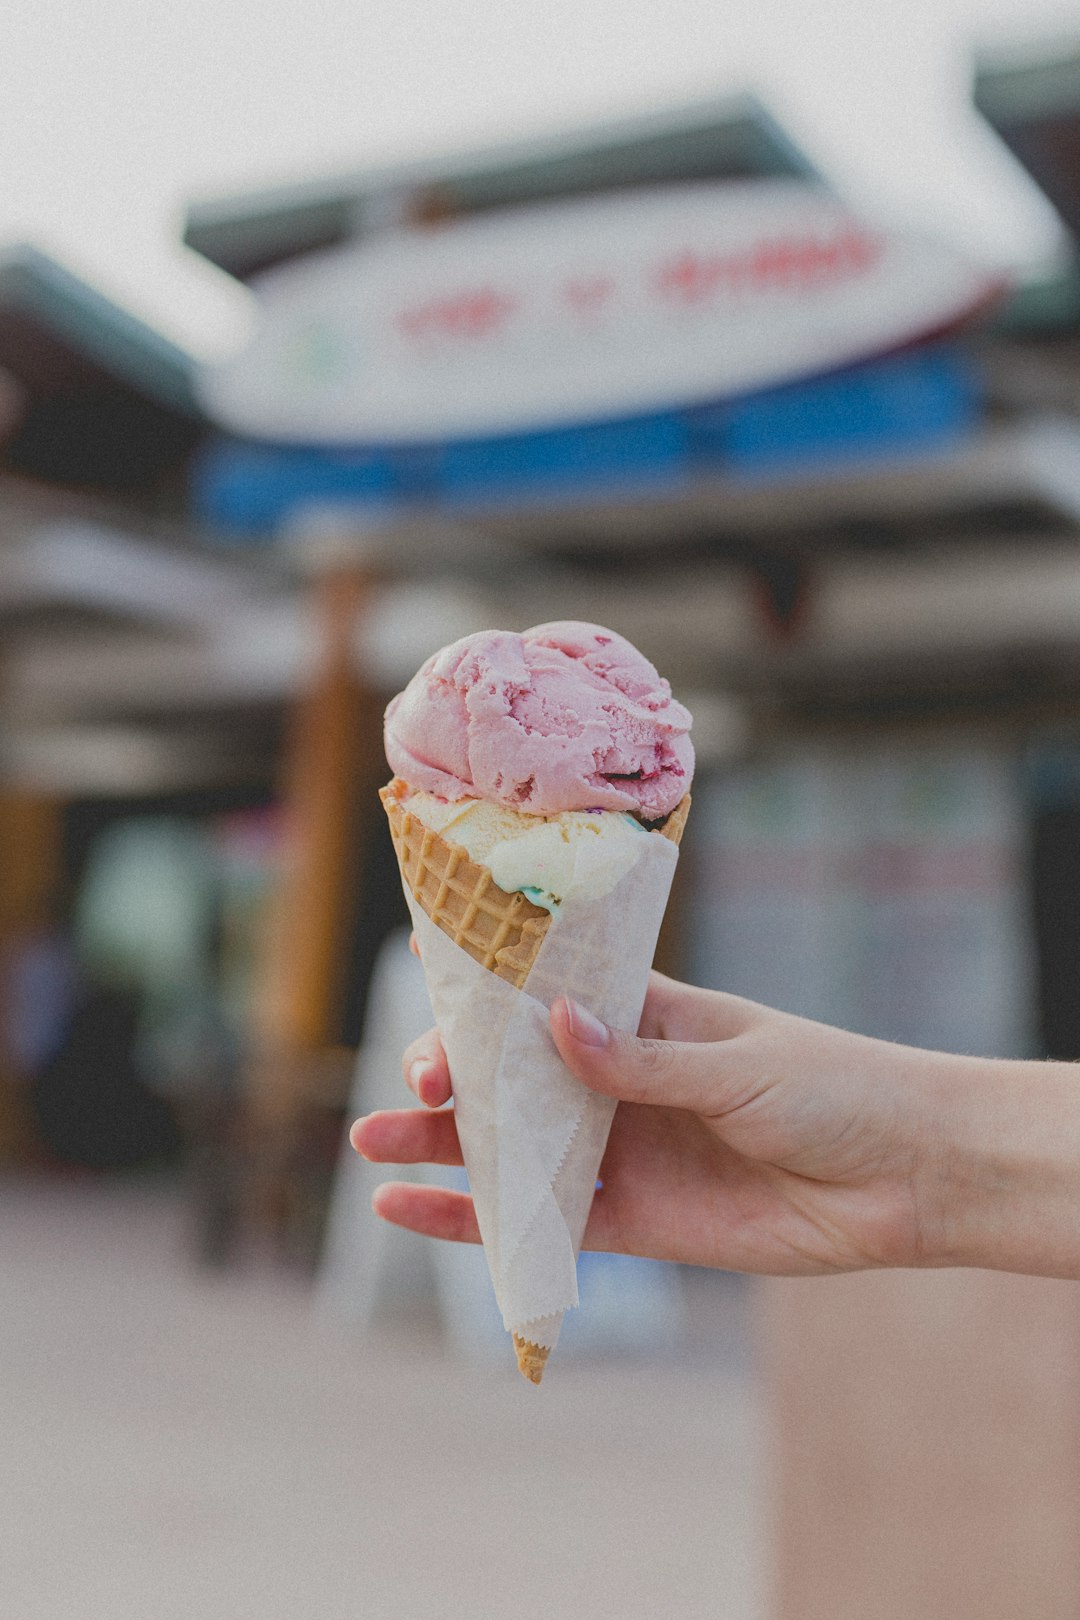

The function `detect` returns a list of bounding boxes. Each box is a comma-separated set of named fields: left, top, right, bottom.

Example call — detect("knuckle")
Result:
left=628, top=1036, right=675, bottom=1092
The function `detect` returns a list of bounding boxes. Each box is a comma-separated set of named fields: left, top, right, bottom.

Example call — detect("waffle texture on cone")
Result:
left=380, top=779, right=690, bottom=991
left=512, top=1334, right=552, bottom=1385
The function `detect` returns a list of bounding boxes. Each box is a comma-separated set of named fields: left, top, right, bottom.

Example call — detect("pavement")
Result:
left=0, top=1174, right=764, bottom=1620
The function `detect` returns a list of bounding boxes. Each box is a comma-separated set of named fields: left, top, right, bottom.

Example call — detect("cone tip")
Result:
left=512, top=1333, right=551, bottom=1385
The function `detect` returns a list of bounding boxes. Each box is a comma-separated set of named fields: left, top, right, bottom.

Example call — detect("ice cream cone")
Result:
left=377, top=625, right=694, bottom=1386
left=380, top=778, right=690, bottom=1385
left=380, top=778, right=690, bottom=993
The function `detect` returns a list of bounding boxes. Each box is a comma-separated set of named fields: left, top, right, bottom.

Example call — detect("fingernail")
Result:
left=409, top=1059, right=431, bottom=1092
left=565, top=998, right=608, bottom=1047
left=419, top=1074, right=444, bottom=1107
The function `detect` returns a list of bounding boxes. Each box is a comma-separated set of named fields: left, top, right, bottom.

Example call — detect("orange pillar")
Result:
left=250, top=566, right=384, bottom=1123
left=0, top=790, right=62, bottom=1158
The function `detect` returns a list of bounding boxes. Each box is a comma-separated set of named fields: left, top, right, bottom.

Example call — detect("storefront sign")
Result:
left=199, top=180, right=997, bottom=444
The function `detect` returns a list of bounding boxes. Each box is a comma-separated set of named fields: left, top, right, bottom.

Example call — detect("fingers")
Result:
left=350, top=1108, right=463, bottom=1167
left=372, top=1182, right=481, bottom=1244
left=402, top=1027, right=452, bottom=1107
left=550, top=995, right=747, bottom=1116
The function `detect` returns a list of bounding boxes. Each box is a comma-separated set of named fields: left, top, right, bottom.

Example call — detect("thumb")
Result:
left=550, top=996, right=733, bottom=1115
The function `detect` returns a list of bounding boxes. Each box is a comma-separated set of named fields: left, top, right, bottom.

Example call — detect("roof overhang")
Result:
left=184, top=95, right=821, bottom=282
left=975, top=43, right=1080, bottom=243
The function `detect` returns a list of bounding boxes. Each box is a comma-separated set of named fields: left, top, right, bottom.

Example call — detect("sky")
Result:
left=2, top=0, right=1079, bottom=359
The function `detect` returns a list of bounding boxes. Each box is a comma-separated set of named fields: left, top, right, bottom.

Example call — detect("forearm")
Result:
left=925, top=1055, right=1080, bottom=1279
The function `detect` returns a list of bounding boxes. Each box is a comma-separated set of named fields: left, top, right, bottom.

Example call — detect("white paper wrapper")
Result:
left=402, top=826, right=679, bottom=1351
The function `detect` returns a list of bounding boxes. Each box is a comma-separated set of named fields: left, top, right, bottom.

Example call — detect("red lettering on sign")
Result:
left=396, top=287, right=518, bottom=342
left=654, top=229, right=883, bottom=303
left=656, top=250, right=744, bottom=301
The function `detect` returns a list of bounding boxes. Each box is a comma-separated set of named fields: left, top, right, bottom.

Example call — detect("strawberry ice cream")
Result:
left=379, top=620, right=693, bottom=1383
left=383, top=621, right=693, bottom=821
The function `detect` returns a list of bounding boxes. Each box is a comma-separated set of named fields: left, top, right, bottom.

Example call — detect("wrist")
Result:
left=920, top=1054, right=1080, bottom=1277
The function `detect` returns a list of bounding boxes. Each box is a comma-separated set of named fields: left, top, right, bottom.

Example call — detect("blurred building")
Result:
left=0, top=247, right=286, bottom=1167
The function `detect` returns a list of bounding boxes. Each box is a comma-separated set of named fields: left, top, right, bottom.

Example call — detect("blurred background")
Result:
left=5, top=4, right=1080, bottom=1617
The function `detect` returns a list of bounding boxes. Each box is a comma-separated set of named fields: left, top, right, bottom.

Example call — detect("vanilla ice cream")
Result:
left=401, top=788, right=650, bottom=912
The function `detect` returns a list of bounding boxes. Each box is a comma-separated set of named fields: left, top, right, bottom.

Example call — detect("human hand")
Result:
left=351, top=967, right=983, bottom=1276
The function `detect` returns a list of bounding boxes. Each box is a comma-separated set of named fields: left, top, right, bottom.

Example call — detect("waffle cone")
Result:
left=380, top=778, right=690, bottom=992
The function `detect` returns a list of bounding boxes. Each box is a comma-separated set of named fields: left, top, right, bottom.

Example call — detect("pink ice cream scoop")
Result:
left=384, top=621, right=693, bottom=819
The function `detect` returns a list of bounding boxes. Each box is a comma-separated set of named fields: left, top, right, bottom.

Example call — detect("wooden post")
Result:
left=760, top=1269, right=1080, bottom=1620
left=243, top=566, right=384, bottom=1248
left=0, top=790, right=62, bottom=1158
left=254, top=567, right=377, bottom=1063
